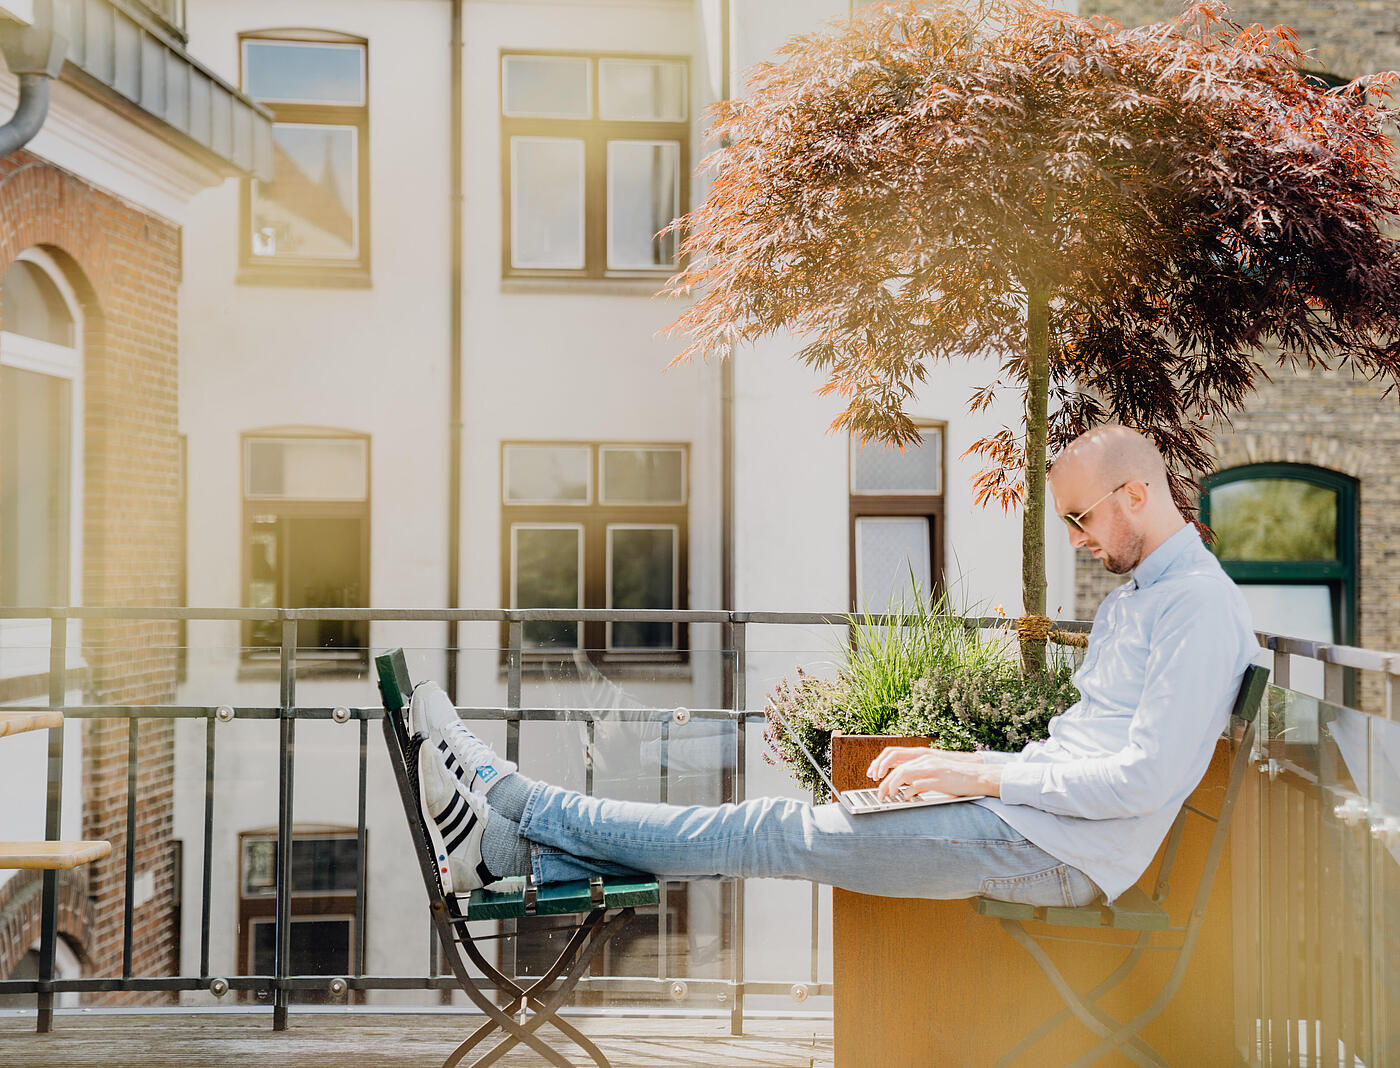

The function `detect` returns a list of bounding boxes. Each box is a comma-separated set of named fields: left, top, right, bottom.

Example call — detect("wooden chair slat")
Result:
left=0, top=841, right=111, bottom=870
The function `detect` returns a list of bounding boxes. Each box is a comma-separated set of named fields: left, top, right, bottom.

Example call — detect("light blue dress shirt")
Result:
left=975, top=524, right=1258, bottom=902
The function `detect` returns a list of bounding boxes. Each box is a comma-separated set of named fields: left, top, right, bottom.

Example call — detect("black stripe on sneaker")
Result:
left=475, top=860, right=494, bottom=886
left=445, top=811, right=478, bottom=855
left=438, top=795, right=470, bottom=842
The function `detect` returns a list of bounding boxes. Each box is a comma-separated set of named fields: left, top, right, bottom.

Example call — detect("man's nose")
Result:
left=1066, top=523, right=1089, bottom=549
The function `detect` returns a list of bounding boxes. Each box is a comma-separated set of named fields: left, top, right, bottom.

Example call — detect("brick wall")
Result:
left=0, top=150, right=182, bottom=999
left=1069, top=2, right=1400, bottom=715
left=1082, top=0, right=1400, bottom=82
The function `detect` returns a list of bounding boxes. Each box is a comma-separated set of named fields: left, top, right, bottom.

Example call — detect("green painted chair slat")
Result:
left=1044, top=886, right=1168, bottom=930
left=975, top=897, right=1033, bottom=922
left=534, top=880, right=598, bottom=916
left=465, top=884, right=527, bottom=921
left=603, top=880, right=662, bottom=909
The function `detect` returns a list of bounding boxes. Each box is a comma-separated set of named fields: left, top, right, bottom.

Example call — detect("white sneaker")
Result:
left=410, top=680, right=517, bottom=794
left=416, top=733, right=494, bottom=895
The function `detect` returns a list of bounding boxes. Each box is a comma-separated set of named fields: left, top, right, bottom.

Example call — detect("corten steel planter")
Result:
left=830, top=734, right=1239, bottom=1068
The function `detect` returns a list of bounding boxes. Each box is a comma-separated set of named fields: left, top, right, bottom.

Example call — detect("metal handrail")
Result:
left=4, top=606, right=1397, bottom=1039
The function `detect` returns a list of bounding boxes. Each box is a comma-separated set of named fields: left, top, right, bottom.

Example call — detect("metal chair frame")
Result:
left=376, top=648, right=655, bottom=1068
left=977, top=664, right=1270, bottom=1067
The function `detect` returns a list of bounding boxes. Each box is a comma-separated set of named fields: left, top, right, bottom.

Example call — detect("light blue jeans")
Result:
left=518, top=785, right=1100, bottom=906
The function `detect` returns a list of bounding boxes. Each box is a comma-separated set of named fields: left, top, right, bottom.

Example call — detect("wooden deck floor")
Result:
left=0, top=1011, right=834, bottom=1067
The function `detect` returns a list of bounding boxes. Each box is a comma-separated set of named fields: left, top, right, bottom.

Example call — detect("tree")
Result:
left=663, top=0, right=1400, bottom=671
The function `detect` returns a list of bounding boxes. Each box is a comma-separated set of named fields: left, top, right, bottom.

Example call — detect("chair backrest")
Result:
left=376, top=647, right=413, bottom=713
left=1151, top=663, right=1269, bottom=910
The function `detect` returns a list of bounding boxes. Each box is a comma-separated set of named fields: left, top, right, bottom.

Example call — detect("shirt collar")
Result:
left=1130, top=523, right=1199, bottom=590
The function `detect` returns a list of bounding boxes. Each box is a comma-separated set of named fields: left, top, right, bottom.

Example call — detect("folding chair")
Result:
left=975, top=663, right=1270, bottom=1067
left=375, top=648, right=660, bottom=1068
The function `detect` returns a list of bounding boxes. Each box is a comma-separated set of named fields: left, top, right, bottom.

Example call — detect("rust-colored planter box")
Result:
left=831, top=734, right=1238, bottom=1068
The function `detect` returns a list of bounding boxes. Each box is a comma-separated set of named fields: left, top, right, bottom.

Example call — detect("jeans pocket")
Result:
left=979, top=864, right=1073, bottom=907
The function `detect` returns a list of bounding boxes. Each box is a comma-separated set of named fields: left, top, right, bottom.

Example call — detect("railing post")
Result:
left=36, top=612, right=67, bottom=1033
left=503, top=618, right=523, bottom=989
left=122, top=717, right=139, bottom=979
left=730, top=618, right=746, bottom=1036
left=273, top=616, right=297, bottom=1031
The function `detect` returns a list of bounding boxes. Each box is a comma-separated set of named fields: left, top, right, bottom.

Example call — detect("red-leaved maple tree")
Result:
left=664, top=0, right=1400, bottom=670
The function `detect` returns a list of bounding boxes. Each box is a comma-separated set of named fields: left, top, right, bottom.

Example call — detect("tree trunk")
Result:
left=1021, top=281, right=1051, bottom=675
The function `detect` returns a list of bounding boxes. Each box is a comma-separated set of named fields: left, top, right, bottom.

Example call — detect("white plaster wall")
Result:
left=177, top=0, right=455, bottom=1001
left=168, top=0, right=1077, bottom=1009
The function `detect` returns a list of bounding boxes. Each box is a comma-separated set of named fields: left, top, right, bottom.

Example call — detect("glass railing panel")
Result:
left=1365, top=709, right=1399, bottom=1061
left=1256, top=684, right=1380, bottom=1066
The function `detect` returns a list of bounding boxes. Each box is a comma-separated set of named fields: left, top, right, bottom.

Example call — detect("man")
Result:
left=416, top=426, right=1257, bottom=907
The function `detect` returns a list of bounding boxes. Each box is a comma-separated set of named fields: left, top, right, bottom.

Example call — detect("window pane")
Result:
left=1240, top=584, right=1334, bottom=705
left=855, top=516, right=931, bottom=611
left=287, top=516, right=365, bottom=650
left=601, top=448, right=683, bottom=504
left=606, top=141, right=679, bottom=269
left=290, top=836, right=359, bottom=893
left=514, top=527, right=581, bottom=649
left=246, top=514, right=366, bottom=650
left=1, top=367, right=70, bottom=606
left=609, top=527, right=675, bottom=649
left=1210, top=478, right=1338, bottom=561
left=599, top=59, right=686, bottom=121
left=244, top=40, right=365, bottom=105
left=1, top=260, right=75, bottom=346
left=247, top=516, right=280, bottom=646
left=852, top=430, right=942, bottom=495
left=511, top=138, right=585, bottom=270
left=502, top=55, right=590, bottom=118
left=504, top=445, right=590, bottom=503
left=242, top=836, right=359, bottom=895
left=252, top=918, right=351, bottom=976
left=246, top=438, right=367, bottom=500
left=252, top=124, right=359, bottom=261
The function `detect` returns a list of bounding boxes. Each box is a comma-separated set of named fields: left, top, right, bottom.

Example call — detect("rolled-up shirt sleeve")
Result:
left=998, top=590, right=1247, bottom=820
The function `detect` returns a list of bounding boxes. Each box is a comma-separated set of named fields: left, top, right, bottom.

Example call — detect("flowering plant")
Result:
left=763, top=598, right=1079, bottom=791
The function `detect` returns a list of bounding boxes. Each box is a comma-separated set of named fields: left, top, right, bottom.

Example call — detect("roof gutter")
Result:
left=0, top=1, right=67, bottom=160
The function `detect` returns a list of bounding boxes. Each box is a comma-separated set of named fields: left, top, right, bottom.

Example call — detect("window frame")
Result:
left=240, top=428, right=371, bottom=666
left=848, top=422, right=946, bottom=613
left=237, top=29, right=371, bottom=287
left=499, top=50, right=690, bottom=282
left=237, top=826, right=364, bottom=1004
left=1199, top=462, right=1357, bottom=646
left=500, top=440, right=689, bottom=666
left=0, top=248, right=84, bottom=683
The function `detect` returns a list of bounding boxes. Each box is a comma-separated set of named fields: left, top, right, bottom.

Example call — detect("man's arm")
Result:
left=996, top=589, right=1249, bottom=820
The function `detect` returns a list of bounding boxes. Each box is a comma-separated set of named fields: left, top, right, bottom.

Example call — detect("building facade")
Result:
left=0, top=0, right=268, bottom=1001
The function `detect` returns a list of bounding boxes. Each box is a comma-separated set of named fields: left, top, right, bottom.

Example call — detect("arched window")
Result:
left=0, top=250, right=83, bottom=616
left=1201, top=463, right=1357, bottom=694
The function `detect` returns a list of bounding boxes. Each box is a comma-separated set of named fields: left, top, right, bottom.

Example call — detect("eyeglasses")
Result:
left=1060, top=481, right=1141, bottom=532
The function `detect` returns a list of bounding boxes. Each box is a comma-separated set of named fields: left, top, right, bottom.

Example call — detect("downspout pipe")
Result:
left=445, top=0, right=464, bottom=702
left=0, top=5, right=67, bottom=160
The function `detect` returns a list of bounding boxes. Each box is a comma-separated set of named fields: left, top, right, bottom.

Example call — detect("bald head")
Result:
left=1048, top=425, right=1184, bottom=574
left=1050, top=425, right=1168, bottom=487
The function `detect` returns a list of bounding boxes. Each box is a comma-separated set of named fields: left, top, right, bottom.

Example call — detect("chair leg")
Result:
left=430, top=910, right=583, bottom=1068
left=995, top=930, right=1156, bottom=1066
left=449, top=907, right=636, bottom=1068
left=998, top=919, right=1167, bottom=1068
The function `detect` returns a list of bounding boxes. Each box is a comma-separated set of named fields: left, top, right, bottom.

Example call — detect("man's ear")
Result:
left=1123, top=479, right=1151, bottom=512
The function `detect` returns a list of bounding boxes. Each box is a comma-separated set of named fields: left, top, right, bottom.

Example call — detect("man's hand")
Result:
left=866, top=745, right=983, bottom=782
left=869, top=749, right=1003, bottom=801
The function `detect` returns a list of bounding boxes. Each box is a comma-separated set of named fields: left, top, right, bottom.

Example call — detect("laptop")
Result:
left=771, top=706, right=984, bottom=815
